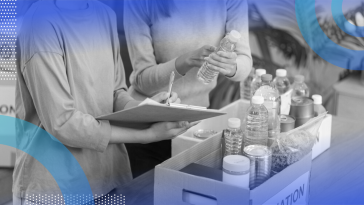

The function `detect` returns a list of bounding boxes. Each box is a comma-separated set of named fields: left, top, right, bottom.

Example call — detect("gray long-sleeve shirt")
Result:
left=124, top=0, right=252, bottom=107
left=14, top=0, right=133, bottom=197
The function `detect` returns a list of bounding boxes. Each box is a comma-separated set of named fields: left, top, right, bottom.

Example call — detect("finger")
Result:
left=217, top=51, right=237, bottom=59
left=209, top=53, right=236, bottom=65
left=171, top=127, right=190, bottom=137
left=168, top=92, right=178, bottom=103
left=204, top=62, right=231, bottom=76
left=186, top=121, right=201, bottom=129
left=175, top=98, right=181, bottom=104
left=164, top=121, right=188, bottom=129
left=201, top=45, right=216, bottom=56
left=204, top=57, right=235, bottom=73
left=152, top=92, right=168, bottom=102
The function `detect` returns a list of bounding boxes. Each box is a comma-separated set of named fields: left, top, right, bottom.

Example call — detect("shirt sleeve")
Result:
left=123, top=0, right=183, bottom=97
left=22, top=52, right=112, bottom=152
left=108, top=9, right=136, bottom=112
left=21, top=17, right=111, bottom=152
left=225, top=0, right=253, bottom=82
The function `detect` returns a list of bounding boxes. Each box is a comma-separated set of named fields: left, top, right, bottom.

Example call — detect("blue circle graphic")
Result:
left=0, top=115, right=94, bottom=205
left=296, top=0, right=364, bottom=70
left=332, top=0, right=364, bottom=37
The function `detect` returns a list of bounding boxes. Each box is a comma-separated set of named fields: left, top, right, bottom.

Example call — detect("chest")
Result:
left=150, top=0, right=228, bottom=61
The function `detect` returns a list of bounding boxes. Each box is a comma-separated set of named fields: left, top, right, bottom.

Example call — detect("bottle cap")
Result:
left=228, top=30, right=241, bottom=43
left=294, top=75, right=305, bottom=83
left=261, top=74, right=272, bottom=82
left=252, top=96, right=264, bottom=105
left=276, top=69, right=287, bottom=77
left=223, top=155, right=250, bottom=173
left=312, top=94, right=322, bottom=105
left=255, top=69, right=266, bottom=77
left=228, top=118, right=241, bottom=129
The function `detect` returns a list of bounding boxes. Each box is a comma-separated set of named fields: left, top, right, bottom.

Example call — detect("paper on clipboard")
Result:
left=96, top=98, right=225, bottom=129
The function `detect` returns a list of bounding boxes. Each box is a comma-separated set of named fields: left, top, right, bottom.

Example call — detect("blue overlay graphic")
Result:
left=0, top=115, right=94, bottom=205
left=296, top=0, right=364, bottom=70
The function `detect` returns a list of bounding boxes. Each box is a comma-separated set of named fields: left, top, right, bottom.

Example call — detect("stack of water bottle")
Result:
left=223, top=68, right=327, bottom=189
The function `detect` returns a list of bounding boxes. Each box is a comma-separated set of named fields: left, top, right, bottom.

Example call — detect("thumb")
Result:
left=152, top=92, right=168, bottom=102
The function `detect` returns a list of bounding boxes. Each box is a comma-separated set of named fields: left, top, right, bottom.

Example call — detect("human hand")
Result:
left=146, top=121, right=200, bottom=143
left=176, top=45, right=216, bottom=75
left=204, top=51, right=238, bottom=77
left=151, top=91, right=181, bottom=104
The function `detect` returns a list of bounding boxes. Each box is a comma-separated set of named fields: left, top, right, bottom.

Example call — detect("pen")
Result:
left=166, top=71, right=175, bottom=105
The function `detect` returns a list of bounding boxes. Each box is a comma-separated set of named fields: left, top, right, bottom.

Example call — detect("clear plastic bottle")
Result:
left=312, top=94, right=326, bottom=116
left=197, top=30, right=241, bottom=84
left=250, top=69, right=266, bottom=98
left=272, top=69, right=291, bottom=95
left=244, top=96, right=269, bottom=147
left=254, top=74, right=281, bottom=142
left=291, top=75, right=309, bottom=102
left=240, top=67, right=255, bottom=100
left=224, top=118, right=244, bottom=156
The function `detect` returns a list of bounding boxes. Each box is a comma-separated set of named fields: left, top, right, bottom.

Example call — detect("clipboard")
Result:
left=96, top=99, right=226, bottom=129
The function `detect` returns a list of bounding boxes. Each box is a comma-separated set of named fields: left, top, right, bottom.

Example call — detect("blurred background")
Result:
left=1, top=0, right=364, bottom=204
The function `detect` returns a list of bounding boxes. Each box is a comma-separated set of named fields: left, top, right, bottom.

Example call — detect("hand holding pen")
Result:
left=150, top=72, right=180, bottom=104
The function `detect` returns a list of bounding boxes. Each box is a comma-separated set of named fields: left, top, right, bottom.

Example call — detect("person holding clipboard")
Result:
left=124, top=0, right=252, bottom=177
left=13, top=0, right=198, bottom=204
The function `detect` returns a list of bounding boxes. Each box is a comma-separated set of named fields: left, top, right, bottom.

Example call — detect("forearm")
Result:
left=175, top=53, right=194, bottom=76
left=227, top=55, right=252, bottom=82
left=132, top=59, right=183, bottom=96
left=109, top=125, right=154, bottom=144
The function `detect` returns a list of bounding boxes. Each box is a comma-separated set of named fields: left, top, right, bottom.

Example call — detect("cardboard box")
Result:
left=172, top=100, right=332, bottom=160
left=156, top=132, right=312, bottom=205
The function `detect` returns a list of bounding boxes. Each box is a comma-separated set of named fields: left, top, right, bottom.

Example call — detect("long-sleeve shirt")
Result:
left=14, top=0, right=133, bottom=197
left=124, top=0, right=252, bottom=107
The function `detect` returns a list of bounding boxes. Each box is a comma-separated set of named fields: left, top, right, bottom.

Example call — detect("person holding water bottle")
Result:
left=123, top=0, right=252, bottom=177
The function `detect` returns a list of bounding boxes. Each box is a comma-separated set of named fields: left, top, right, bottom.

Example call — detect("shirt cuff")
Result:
left=226, top=57, right=251, bottom=82
left=168, top=58, right=184, bottom=79
left=95, top=120, right=112, bottom=153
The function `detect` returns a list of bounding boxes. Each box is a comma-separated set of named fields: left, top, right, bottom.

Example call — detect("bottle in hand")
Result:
left=224, top=118, right=244, bottom=156
left=250, top=69, right=266, bottom=98
left=272, top=69, right=291, bottom=95
left=291, top=75, right=309, bottom=102
left=197, top=30, right=241, bottom=84
left=244, top=96, right=269, bottom=147
left=312, top=94, right=326, bottom=116
left=254, top=74, right=281, bottom=142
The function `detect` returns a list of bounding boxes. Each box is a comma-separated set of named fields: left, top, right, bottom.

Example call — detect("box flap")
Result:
left=158, top=132, right=223, bottom=171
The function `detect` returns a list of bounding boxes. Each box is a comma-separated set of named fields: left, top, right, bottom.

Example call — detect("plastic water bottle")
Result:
left=197, top=30, right=241, bottom=84
left=244, top=96, right=269, bottom=147
left=272, top=69, right=291, bottom=95
left=291, top=75, right=309, bottom=102
left=312, top=94, right=326, bottom=116
left=250, top=69, right=266, bottom=97
left=224, top=118, right=244, bottom=156
left=240, top=67, right=255, bottom=100
left=254, top=74, right=281, bottom=142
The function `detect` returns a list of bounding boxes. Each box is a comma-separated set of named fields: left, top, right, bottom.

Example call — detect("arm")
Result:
left=123, top=1, right=214, bottom=96
left=124, top=0, right=182, bottom=97
left=225, top=0, right=253, bottom=81
left=204, top=0, right=253, bottom=81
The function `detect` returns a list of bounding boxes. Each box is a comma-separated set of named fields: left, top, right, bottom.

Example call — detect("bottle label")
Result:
left=223, top=168, right=250, bottom=175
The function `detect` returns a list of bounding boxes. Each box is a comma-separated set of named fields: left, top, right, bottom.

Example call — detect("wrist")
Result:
left=143, top=127, right=157, bottom=144
left=176, top=53, right=191, bottom=75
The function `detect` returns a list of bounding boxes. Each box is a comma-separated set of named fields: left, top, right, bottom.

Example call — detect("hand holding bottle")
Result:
left=175, top=45, right=216, bottom=75
left=204, top=51, right=238, bottom=77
